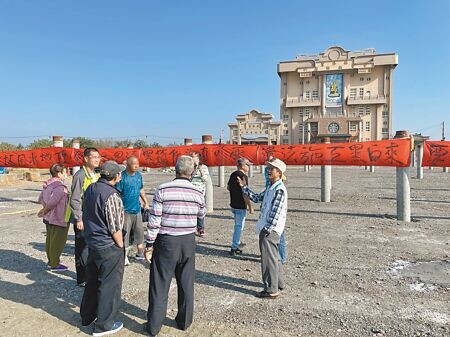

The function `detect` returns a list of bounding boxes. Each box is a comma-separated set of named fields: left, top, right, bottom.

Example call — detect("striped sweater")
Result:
left=145, top=177, right=206, bottom=247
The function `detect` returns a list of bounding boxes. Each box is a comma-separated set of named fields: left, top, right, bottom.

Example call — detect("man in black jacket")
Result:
left=80, top=161, right=126, bottom=337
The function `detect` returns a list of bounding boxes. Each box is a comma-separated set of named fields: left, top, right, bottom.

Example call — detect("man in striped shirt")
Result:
left=144, top=155, right=206, bottom=337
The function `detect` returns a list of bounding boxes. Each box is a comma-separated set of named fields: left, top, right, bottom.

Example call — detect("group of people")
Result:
left=37, top=148, right=288, bottom=336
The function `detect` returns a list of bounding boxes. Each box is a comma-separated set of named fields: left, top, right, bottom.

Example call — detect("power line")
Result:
left=411, top=123, right=443, bottom=134
left=0, top=135, right=51, bottom=139
left=1, top=133, right=221, bottom=143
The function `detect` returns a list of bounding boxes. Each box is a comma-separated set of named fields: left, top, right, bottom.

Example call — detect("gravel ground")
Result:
left=0, top=166, right=449, bottom=337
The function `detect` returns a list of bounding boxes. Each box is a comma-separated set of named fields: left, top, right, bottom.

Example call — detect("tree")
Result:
left=92, top=139, right=116, bottom=148
left=0, top=142, right=17, bottom=151
left=148, top=142, right=163, bottom=148
left=29, top=138, right=53, bottom=149
left=63, top=137, right=95, bottom=148
left=114, top=140, right=132, bottom=148
left=167, top=142, right=182, bottom=147
left=133, top=139, right=148, bottom=148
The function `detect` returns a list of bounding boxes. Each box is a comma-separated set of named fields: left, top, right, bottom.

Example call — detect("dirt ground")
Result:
left=0, top=166, right=449, bottom=337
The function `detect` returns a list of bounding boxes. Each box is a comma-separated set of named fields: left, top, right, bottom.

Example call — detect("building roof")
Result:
left=277, top=46, right=398, bottom=76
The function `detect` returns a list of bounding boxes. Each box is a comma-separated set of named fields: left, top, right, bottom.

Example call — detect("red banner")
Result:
left=0, top=139, right=412, bottom=169
left=422, top=141, right=450, bottom=167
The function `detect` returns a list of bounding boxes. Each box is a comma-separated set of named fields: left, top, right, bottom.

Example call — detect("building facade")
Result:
left=278, top=46, right=398, bottom=144
left=228, top=109, right=281, bottom=145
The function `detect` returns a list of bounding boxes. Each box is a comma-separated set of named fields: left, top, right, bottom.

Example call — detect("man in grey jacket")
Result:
left=69, top=147, right=101, bottom=286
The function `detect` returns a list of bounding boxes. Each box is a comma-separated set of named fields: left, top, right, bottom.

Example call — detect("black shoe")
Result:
left=229, top=248, right=243, bottom=256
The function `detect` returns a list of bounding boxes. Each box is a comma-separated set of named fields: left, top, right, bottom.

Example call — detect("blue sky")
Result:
left=0, top=0, right=449, bottom=145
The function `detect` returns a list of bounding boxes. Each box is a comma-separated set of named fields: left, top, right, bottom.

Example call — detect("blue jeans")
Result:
left=278, top=231, right=287, bottom=264
left=231, top=208, right=247, bottom=249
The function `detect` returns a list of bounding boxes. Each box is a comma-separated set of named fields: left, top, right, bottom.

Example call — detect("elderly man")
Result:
left=144, top=155, right=206, bottom=337
left=115, top=156, right=149, bottom=265
left=80, top=161, right=125, bottom=336
left=238, top=158, right=288, bottom=299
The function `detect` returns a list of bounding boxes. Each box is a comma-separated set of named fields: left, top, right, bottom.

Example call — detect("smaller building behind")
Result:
left=228, top=110, right=281, bottom=145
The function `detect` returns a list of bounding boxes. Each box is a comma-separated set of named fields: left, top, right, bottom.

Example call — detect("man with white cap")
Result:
left=237, top=158, right=287, bottom=299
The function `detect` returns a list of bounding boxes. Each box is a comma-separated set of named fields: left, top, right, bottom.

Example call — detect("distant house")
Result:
left=228, top=109, right=281, bottom=145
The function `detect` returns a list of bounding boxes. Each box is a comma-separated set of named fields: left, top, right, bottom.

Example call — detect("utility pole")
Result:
left=218, top=129, right=225, bottom=187
left=443, top=122, right=448, bottom=173
left=442, top=121, right=446, bottom=141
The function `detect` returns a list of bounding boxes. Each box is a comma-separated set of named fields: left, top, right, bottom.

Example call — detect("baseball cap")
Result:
left=99, top=161, right=125, bottom=178
left=266, top=158, right=287, bottom=174
left=237, top=157, right=252, bottom=166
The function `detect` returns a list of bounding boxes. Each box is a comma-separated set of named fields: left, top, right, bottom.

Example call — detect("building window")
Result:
left=349, top=123, right=357, bottom=132
left=365, top=106, right=371, bottom=114
left=360, top=77, right=364, bottom=81
left=383, top=121, right=388, bottom=126
left=367, top=77, right=371, bottom=81
left=358, top=106, right=364, bottom=115
left=382, top=128, right=389, bottom=134
left=310, top=122, right=318, bottom=134
left=305, top=107, right=310, bottom=117
left=283, top=114, right=289, bottom=120
left=306, top=80, right=310, bottom=84
left=359, top=88, right=364, bottom=96
left=305, top=91, right=311, bottom=99
left=284, top=130, right=289, bottom=135
left=382, top=111, right=389, bottom=118
left=312, top=90, right=319, bottom=99
left=282, top=139, right=289, bottom=144
left=365, top=122, right=370, bottom=132
left=350, top=88, right=357, bottom=98
left=300, top=81, right=303, bottom=84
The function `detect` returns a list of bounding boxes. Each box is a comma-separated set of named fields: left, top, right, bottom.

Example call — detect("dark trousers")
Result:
left=259, top=231, right=285, bottom=293
left=147, top=233, right=195, bottom=336
left=80, top=244, right=125, bottom=333
left=74, top=225, right=89, bottom=284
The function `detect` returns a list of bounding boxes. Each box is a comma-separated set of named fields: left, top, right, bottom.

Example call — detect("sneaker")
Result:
left=135, top=253, right=145, bottom=261
left=124, top=256, right=130, bottom=266
left=229, top=248, right=243, bottom=256
left=92, top=321, right=123, bottom=336
left=50, top=264, right=68, bottom=271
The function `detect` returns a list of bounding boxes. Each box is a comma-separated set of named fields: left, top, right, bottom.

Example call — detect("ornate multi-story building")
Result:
left=228, top=109, right=281, bottom=145
left=277, top=46, right=398, bottom=144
